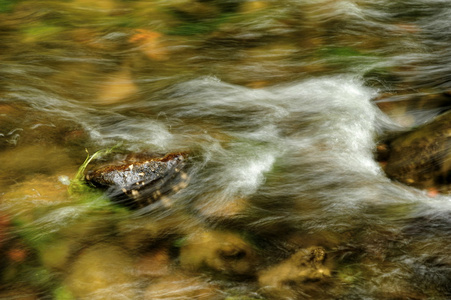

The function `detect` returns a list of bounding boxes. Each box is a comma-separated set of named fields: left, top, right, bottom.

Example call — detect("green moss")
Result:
left=53, top=285, right=76, bottom=300
left=173, top=236, right=188, bottom=248
left=68, top=146, right=133, bottom=216
left=69, top=146, right=121, bottom=195
left=320, top=47, right=365, bottom=57
left=12, top=208, right=62, bottom=250
left=0, top=0, right=21, bottom=13
left=21, top=24, right=64, bottom=40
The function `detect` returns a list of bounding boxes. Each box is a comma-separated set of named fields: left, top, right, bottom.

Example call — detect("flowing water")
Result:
left=1, top=0, right=451, bottom=299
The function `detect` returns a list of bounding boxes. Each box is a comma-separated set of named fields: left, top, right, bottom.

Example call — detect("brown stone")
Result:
left=382, top=110, right=451, bottom=192
left=85, top=152, right=189, bottom=209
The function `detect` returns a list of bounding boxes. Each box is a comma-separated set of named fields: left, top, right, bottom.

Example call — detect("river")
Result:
left=1, top=0, right=451, bottom=299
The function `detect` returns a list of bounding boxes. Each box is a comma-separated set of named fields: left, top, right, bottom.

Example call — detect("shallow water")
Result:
left=1, top=0, right=451, bottom=299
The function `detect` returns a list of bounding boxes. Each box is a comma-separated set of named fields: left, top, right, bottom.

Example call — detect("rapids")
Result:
left=1, top=0, right=451, bottom=299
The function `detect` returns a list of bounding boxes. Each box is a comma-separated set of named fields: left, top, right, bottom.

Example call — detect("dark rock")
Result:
left=85, top=153, right=189, bottom=209
left=381, top=110, right=451, bottom=192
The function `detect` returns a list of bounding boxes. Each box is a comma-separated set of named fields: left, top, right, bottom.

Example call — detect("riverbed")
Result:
left=1, top=0, right=451, bottom=299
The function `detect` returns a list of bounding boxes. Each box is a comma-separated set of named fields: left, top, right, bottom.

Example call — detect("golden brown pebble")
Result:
left=312, top=247, right=326, bottom=263
left=178, top=181, right=188, bottom=189
left=258, top=246, right=332, bottom=299
left=160, top=196, right=172, bottom=208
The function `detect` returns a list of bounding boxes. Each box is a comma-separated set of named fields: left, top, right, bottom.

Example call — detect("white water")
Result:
left=2, top=0, right=451, bottom=298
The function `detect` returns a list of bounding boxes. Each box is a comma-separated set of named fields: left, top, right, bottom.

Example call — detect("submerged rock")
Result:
left=0, top=102, right=90, bottom=151
left=179, top=229, right=260, bottom=276
left=64, top=243, right=136, bottom=300
left=380, top=110, right=451, bottom=192
left=258, top=246, right=332, bottom=299
left=85, top=152, right=189, bottom=209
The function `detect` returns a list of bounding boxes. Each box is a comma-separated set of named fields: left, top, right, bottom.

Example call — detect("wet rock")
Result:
left=380, top=110, right=451, bottom=192
left=85, top=152, right=189, bottom=209
left=179, top=229, right=260, bottom=276
left=116, top=212, right=198, bottom=252
left=1, top=173, right=73, bottom=215
left=0, top=103, right=89, bottom=187
left=239, top=1, right=269, bottom=13
left=64, top=243, right=137, bottom=300
left=258, top=246, right=333, bottom=299
left=96, top=67, right=139, bottom=104
left=135, top=248, right=171, bottom=278
left=39, top=240, right=73, bottom=271
left=193, top=196, right=249, bottom=220
left=0, top=145, right=77, bottom=187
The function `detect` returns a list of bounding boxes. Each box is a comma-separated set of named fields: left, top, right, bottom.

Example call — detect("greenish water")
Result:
left=1, top=0, right=451, bottom=299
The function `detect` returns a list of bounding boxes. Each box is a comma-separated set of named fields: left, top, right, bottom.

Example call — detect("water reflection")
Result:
left=1, top=0, right=451, bottom=299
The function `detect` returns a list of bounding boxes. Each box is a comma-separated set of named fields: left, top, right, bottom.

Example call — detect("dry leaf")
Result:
left=129, top=29, right=169, bottom=61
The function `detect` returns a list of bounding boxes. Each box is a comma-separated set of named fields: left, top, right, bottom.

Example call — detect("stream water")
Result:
left=1, top=0, right=451, bottom=299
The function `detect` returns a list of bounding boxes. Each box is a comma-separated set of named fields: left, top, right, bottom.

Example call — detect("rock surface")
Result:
left=179, top=229, right=260, bottom=276
left=85, top=152, right=189, bottom=209
left=258, top=246, right=332, bottom=299
left=64, top=243, right=136, bottom=300
left=381, top=110, right=451, bottom=192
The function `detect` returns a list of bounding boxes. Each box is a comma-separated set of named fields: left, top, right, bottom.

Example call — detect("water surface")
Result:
left=1, top=0, right=451, bottom=299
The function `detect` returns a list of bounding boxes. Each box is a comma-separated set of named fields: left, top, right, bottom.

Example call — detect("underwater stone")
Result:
left=179, top=229, right=260, bottom=276
left=381, top=110, right=451, bottom=192
left=258, top=246, right=332, bottom=299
